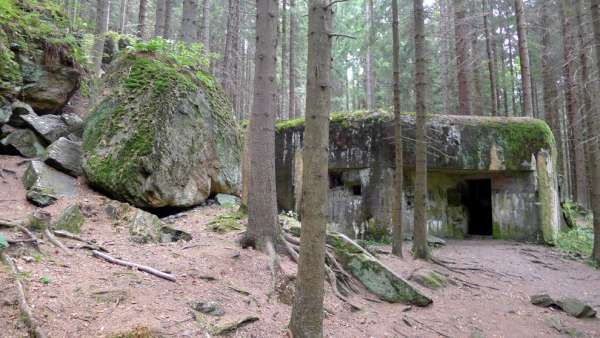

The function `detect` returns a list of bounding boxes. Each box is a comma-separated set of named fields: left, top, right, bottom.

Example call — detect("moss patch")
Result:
left=208, top=210, right=246, bottom=233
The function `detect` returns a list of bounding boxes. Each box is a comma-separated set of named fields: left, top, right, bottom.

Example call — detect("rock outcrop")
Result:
left=83, top=51, right=241, bottom=208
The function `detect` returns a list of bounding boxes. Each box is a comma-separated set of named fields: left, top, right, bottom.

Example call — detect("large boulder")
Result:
left=82, top=51, right=242, bottom=208
left=21, top=112, right=73, bottom=143
left=22, top=160, right=78, bottom=206
left=44, top=137, right=82, bottom=176
left=0, top=128, right=46, bottom=157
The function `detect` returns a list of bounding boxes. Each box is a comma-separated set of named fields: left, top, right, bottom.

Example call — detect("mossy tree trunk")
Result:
left=391, top=0, right=403, bottom=258
left=244, top=0, right=280, bottom=250
left=413, top=0, right=429, bottom=260
left=587, top=0, right=600, bottom=261
left=289, top=1, right=332, bottom=336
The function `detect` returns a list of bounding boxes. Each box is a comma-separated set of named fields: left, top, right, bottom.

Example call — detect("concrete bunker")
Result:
left=275, top=112, right=561, bottom=244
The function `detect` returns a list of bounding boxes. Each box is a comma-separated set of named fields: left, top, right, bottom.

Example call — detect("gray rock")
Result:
left=190, top=301, right=225, bottom=316
left=27, top=210, right=52, bottom=230
left=0, top=129, right=46, bottom=158
left=0, top=98, right=11, bottom=124
left=216, top=194, right=241, bottom=207
left=530, top=294, right=554, bottom=307
left=557, top=298, right=597, bottom=318
left=1, top=124, right=16, bottom=138
left=53, top=204, right=85, bottom=234
left=409, top=269, right=449, bottom=290
left=21, top=113, right=70, bottom=143
left=61, top=113, right=84, bottom=137
left=44, top=137, right=82, bottom=176
left=128, top=208, right=192, bottom=244
left=7, top=101, right=35, bottom=127
left=82, top=52, right=241, bottom=209
left=22, top=160, right=77, bottom=206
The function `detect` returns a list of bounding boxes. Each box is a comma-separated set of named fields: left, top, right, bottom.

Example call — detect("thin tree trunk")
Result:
left=365, top=0, right=375, bottom=111
left=587, top=0, right=600, bottom=261
left=576, top=0, right=591, bottom=207
left=244, top=0, right=279, bottom=250
left=391, top=0, right=403, bottom=257
left=118, top=0, right=128, bottom=33
left=454, top=0, right=472, bottom=115
left=289, top=1, right=332, bottom=336
left=506, top=19, right=518, bottom=116
left=483, top=0, right=498, bottom=116
left=223, top=0, right=241, bottom=101
left=470, top=2, right=483, bottom=115
left=288, top=0, right=296, bottom=118
left=181, top=0, right=198, bottom=44
left=154, top=0, right=166, bottom=37
left=514, top=0, right=533, bottom=117
left=137, top=0, right=147, bottom=38
left=163, top=0, right=173, bottom=39
left=281, top=0, right=288, bottom=119
left=440, top=0, right=452, bottom=115
left=92, top=0, right=110, bottom=77
left=413, top=0, right=429, bottom=260
left=199, top=0, right=210, bottom=51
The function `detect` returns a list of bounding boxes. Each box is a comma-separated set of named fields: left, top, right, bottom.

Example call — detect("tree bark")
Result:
left=391, top=0, right=403, bottom=257
left=483, top=0, right=498, bottom=116
left=154, top=0, right=166, bottom=37
left=163, top=0, right=173, bottom=39
left=588, top=0, right=600, bottom=261
left=439, top=0, right=452, bottom=115
left=118, top=0, right=128, bottom=33
left=454, top=0, right=472, bottom=115
left=514, top=0, right=533, bottom=117
left=181, top=0, right=198, bottom=44
left=137, top=0, right=147, bottom=38
left=223, top=0, right=241, bottom=104
left=280, top=0, right=287, bottom=119
left=470, top=2, right=483, bottom=115
left=413, top=0, right=429, bottom=260
left=365, top=0, right=375, bottom=111
left=244, top=0, right=279, bottom=251
left=288, top=0, right=296, bottom=118
left=289, top=1, right=332, bottom=336
left=92, top=0, right=110, bottom=77
left=199, top=0, right=210, bottom=51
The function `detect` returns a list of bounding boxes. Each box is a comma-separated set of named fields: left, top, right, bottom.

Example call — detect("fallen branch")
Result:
left=0, top=252, right=48, bottom=338
left=43, top=229, right=73, bottom=256
left=52, top=230, right=108, bottom=252
left=91, top=250, right=176, bottom=282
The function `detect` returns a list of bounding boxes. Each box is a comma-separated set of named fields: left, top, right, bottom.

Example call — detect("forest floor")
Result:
left=1, top=154, right=599, bottom=338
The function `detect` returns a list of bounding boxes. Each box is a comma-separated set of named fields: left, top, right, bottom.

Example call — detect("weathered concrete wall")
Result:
left=275, top=112, right=560, bottom=244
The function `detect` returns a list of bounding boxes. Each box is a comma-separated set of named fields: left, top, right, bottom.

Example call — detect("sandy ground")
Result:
left=1, top=154, right=599, bottom=338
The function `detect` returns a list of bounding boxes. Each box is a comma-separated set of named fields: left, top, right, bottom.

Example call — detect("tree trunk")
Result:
left=470, top=2, right=483, bottom=115
left=289, top=1, right=332, bottom=336
left=506, top=18, right=518, bottom=116
left=413, top=0, right=429, bottom=260
left=288, top=0, right=296, bottom=118
left=440, top=0, right=452, bottom=115
left=223, top=0, right=241, bottom=102
left=365, top=0, right=375, bottom=111
left=199, top=0, right=210, bottom=50
left=118, top=0, right=128, bottom=33
left=587, top=0, right=600, bottom=261
left=280, top=0, right=288, bottom=119
left=92, top=0, right=110, bottom=77
left=483, top=0, right=498, bottom=116
left=137, top=0, right=147, bottom=38
left=454, top=0, right=472, bottom=115
left=541, top=0, right=563, bottom=196
left=561, top=0, right=587, bottom=205
left=163, top=0, right=173, bottom=39
left=244, top=0, right=279, bottom=250
left=181, top=0, right=198, bottom=44
left=514, top=0, right=533, bottom=117
left=391, top=0, right=403, bottom=257
left=154, top=0, right=166, bottom=37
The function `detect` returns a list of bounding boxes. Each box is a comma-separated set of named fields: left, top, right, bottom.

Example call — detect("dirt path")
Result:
left=1, top=154, right=599, bottom=337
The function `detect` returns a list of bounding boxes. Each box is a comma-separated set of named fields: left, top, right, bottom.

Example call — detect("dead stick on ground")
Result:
left=0, top=252, right=48, bottom=338
left=91, top=250, right=176, bottom=282
left=52, top=230, right=108, bottom=252
left=43, top=229, right=73, bottom=256
left=1, top=220, right=44, bottom=251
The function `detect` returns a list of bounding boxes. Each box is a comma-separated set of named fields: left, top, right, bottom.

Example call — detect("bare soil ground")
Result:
left=1, top=154, right=599, bottom=338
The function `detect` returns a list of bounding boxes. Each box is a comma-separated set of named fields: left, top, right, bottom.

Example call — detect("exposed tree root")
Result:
left=0, top=252, right=48, bottom=338
left=91, top=250, right=176, bottom=282
left=52, top=230, right=108, bottom=252
left=1, top=219, right=44, bottom=251
left=43, top=229, right=73, bottom=256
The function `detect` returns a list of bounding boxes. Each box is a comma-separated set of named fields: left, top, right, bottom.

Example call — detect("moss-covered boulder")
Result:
left=82, top=51, right=241, bottom=208
left=0, top=0, right=82, bottom=113
left=53, top=204, right=85, bottom=234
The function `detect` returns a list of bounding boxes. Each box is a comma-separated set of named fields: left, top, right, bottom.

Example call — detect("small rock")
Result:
left=44, top=137, right=82, bottom=176
left=409, top=269, right=449, bottom=290
left=53, top=204, right=85, bottom=234
left=7, top=101, right=34, bottom=127
left=0, top=98, right=11, bottom=124
left=0, top=129, right=46, bottom=158
left=557, top=297, right=597, bottom=318
left=215, top=194, right=241, bottom=207
left=530, top=294, right=554, bottom=307
left=190, top=301, right=225, bottom=316
left=26, top=187, right=58, bottom=207
left=211, top=315, right=259, bottom=335
left=27, top=210, right=52, bottom=230
left=22, top=160, right=78, bottom=206
left=21, top=113, right=70, bottom=143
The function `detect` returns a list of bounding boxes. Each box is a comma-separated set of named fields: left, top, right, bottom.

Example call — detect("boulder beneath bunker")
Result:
left=44, top=137, right=82, bottom=176
left=82, top=51, right=241, bottom=209
left=22, top=160, right=77, bottom=206
left=327, top=232, right=432, bottom=306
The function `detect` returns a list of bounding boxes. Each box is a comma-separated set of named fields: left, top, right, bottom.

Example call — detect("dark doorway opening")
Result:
left=466, top=179, right=493, bottom=236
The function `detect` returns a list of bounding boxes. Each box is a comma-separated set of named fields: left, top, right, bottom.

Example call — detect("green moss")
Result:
left=208, top=210, right=246, bottom=233
left=493, top=120, right=556, bottom=170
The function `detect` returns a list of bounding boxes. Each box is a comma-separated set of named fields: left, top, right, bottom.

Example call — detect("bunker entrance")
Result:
left=466, top=179, right=493, bottom=236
